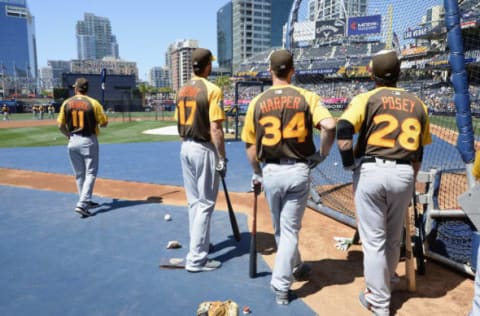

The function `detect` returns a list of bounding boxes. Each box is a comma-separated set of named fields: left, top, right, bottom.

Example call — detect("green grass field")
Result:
left=0, top=111, right=465, bottom=148
left=0, top=113, right=179, bottom=148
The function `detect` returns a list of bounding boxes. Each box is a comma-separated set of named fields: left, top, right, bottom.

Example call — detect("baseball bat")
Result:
left=404, top=205, right=416, bottom=292
left=249, top=187, right=258, bottom=278
left=221, top=176, right=241, bottom=242
left=412, top=190, right=426, bottom=275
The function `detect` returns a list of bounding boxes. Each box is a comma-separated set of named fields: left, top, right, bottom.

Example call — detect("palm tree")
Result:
left=215, top=75, right=231, bottom=94
left=138, top=83, right=156, bottom=107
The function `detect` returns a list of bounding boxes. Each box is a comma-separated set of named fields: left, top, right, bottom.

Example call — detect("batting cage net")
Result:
left=280, top=0, right=480, bottom=273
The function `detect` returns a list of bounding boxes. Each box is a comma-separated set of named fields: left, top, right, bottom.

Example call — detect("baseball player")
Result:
left=241, top=49, right=336, bottom=305
left=2, top=104, right=9, bottom=121
left=336, top=49, right=432, bottom=315
left=176, top=48, right=227, bottom=273
left=57, top=77, right=108, bottom=218
left=32, top=105, right=38, bottom=120
left=48, top=104, right=55, bottom=119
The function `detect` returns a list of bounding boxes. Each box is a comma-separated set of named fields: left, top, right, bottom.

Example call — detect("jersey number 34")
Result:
left=259, top=112, right=307, bottom=146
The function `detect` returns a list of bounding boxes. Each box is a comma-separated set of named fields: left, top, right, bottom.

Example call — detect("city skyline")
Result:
left=28, top=0, right=228, bottom=81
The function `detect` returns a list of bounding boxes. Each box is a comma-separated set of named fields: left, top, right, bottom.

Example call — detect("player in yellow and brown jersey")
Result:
left=57, top=77, right=108, bottom=218
left=336, top=49, right=432, bottom=315
left=2, top=104, right=9, bottom=121
left=242, top=49, right=336, bottom=305
left=176, top=48, right=226, bottom=273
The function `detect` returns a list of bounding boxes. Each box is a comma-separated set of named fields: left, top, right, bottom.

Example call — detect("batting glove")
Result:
left=306, top=151, right=327, bottom=169
left=251, top=173, right=263, bottom=195
left=216, top=158, right=228, bottom=178
left=333, top=236, right=354, bottom=252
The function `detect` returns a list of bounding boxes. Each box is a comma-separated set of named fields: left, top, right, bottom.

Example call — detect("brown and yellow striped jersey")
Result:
left=340, top=86, right=432, bottom=161
left=57, top=95, right=108, bottom=136
left=242, top=84, right=332, bottom=162
left=175, top=76, right=225, bottom=142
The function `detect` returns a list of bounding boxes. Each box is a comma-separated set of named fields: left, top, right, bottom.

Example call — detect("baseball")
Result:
left=334, top=162, right=338, bottom=166
left=164, top=214, right=172, bottom=221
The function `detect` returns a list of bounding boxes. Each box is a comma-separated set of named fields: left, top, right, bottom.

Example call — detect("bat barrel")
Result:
left=221, top=175, right=241, bottom=241
left=249, top=192, right=258, bottom=278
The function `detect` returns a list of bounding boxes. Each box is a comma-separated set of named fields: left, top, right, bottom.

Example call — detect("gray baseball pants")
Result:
left=68, top=134, right=99, bottom=210
left=263, top=162, right=310, bottom=292
left=180, top=140, right=219, bottom=269
left=353, top=159, right=414, bottom=315
left=470, top=247, right=480, bottom=316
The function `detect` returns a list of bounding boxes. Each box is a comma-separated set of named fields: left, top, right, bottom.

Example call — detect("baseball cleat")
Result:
left=270, top=285, right=290, bottom=305
left=75, top=207, right=92, bottom=218
left=186, top=259, right=222, bottom=272
left=87, top=201, right=100, bottom=208
left=293, top=262, right=312, bottom=281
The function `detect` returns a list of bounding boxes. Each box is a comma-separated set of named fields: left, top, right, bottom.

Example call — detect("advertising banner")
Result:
left=401, top=46, right=428, bottom=57
left=297, top=68, right=339, bottom=75
left=403, top=26, right=431, bottom=39
left=315, top=19, right=345, bottom=40
left=347, top=15, right=381, bottom=36
left=293, top=21, right=316, bottom=42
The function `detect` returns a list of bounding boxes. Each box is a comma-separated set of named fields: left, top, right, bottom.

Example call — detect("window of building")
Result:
left=6, top=5, right=28, bottom=19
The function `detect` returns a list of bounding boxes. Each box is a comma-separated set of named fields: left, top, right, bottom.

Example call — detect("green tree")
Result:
left=138, top=83, right=155, bottom=106
left=215, top=75, right=231, bottom=92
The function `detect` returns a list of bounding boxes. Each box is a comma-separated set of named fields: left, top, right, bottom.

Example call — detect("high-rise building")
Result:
left=0, top=0, right=37, bottom=80
left=168, top=40, right=198, bottom=92
left=217, top=2, right=233, bottom=72
left=39, top=66, right=53, bottom=91
left=308, top=0, right=367, bottom=20
left=271, top=0, right=294, bottom=47
left=148, top=66, right=170, bottom=89
left=76, top=13, right=119, bottom=60
left=46, top=60, right=71, bottom=88
left=111, top=35, right=120, bottom=59
left=422, top=5, right=445, bottom=28
left=230, top=0, right=294, bottom=73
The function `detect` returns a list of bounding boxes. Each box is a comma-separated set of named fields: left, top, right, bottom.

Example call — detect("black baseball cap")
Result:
left=192, top=48, right=216, bottom=71
left=72, top=77, right=89, bottom=90
left=270, top=49, right=294, bottom=73
left=370, top=49, right=401, bottom=83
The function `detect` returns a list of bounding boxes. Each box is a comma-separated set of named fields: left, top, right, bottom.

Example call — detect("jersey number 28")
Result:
left=368, top=114, right=421, bottom=151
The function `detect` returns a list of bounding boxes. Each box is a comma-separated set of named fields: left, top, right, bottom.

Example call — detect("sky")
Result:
left=28, top=0, right=439, bottom=82
left=28, top=0, right=230, bottom=81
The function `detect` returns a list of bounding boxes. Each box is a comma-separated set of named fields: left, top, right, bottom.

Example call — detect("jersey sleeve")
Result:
left=56, top=102, right=67, bottom=125
left=420, top=101, right=432, bottom=146
left=207, top=82, right=225, bottom=122
left=473, top=150, right=480, bottom=180
left=311, top=98, right=333, bottom=127
left=339, top=93, right=370, bottom=133
left=91, top=98, right=108, bottom=126
left=296, top=88, right=333, bottom=127
left=241, top=96, right=259, bottom=145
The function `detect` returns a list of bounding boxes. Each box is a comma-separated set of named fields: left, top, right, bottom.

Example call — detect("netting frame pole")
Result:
left=444, top=0, right=476, bottom=189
